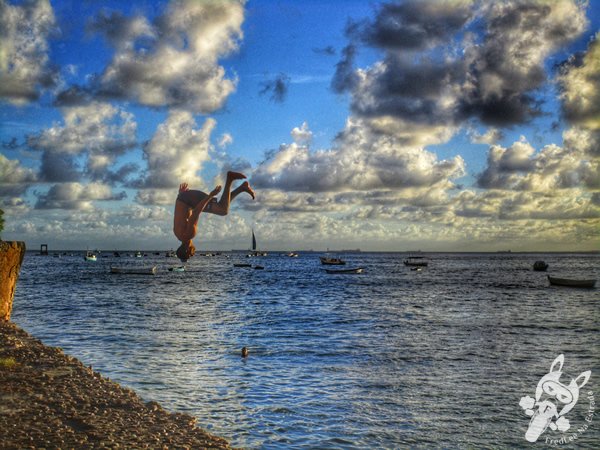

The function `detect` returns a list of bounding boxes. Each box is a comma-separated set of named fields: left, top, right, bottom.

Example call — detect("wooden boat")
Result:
left=325, top=267, right=364, bottom=274
left=547, top=276, right=596, bottom=288
left=403, top=256, right=428, bottom=267
left=84, top=251, right=97, bottom=262
left=110, top=266, right=157, bottom=275
left=320, top=256, right=345, bottom=265
left=533, top=261, right=548, bottom=271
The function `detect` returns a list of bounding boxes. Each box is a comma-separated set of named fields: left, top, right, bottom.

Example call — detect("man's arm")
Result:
left=183, top=185, right=222, bottom=239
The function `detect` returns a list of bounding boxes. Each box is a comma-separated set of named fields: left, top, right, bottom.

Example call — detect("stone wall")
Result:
left=0, top=241, right=26, bottom=321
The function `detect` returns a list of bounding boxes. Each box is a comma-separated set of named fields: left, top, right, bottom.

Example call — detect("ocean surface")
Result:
left=11, top=251, right=600, bottom=449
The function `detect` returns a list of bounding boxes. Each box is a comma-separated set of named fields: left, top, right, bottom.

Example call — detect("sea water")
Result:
left=11, top=252, right=600, bottom=449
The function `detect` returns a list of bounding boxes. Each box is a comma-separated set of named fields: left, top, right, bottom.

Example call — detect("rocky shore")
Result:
left=0, top=321, right=233, bottom=449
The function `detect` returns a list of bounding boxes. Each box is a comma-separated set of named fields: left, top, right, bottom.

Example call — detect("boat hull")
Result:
left=325, top=267, right=363, bottom=274
left=548, top=276, right=596, bottom=288
left=320, top=257, right=346, bottom=265
left=110, top=266, right=157, bottom=275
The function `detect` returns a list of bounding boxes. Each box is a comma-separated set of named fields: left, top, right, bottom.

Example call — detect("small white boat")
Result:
left=287, top=252, right=299, bottom=258
left=325, top=267, right=364, bottom=274
left=168, top=266, right=185, bottom=272
left=84, top=251, right=97, bottom=262
left=110, top=266, right=157, bottom=275
left=548, top=276, right=596, bottom=288
left=403, top=256, right=428, bottom=267
left=320, top=256, right=345, bottom=265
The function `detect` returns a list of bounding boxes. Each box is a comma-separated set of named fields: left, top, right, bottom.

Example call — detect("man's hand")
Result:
left=210, top=185, right=222, bottom=197
left=179, top=183, right=189, bottom=193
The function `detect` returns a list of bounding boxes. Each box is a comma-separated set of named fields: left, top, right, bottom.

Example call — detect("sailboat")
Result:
left=247, top=229, right=267, bottom=257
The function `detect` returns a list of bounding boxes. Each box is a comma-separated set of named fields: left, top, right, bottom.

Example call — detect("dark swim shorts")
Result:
left=176, top=190, right=216, bottom=211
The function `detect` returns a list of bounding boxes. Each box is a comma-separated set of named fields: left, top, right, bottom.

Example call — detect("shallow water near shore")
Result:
left=12, top=251, right=600, bottom=449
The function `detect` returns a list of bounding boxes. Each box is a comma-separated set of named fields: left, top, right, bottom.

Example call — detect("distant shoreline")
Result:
left=22, top=249, right=600, bottom=255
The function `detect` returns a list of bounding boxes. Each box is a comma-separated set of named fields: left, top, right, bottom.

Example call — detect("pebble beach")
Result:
left=0, top=320, right=232, bottom=449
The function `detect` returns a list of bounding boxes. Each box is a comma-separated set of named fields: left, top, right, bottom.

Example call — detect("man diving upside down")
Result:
left=173, top=171, right=255, bottom=262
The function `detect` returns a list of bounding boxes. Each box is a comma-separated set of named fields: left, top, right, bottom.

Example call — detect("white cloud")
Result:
left=0, top=0, right=58, bottom=104
left=27, top=102, right=137, bottom=181
left=253, top=118, right=465, bottom=194
left=478, top=129, right=600, bottom=191
left=92, top=0, right=245, bottom=112
left=218, top=133, right=233, bottom=149
left=0, top=154, right=37, bottom=195
left=290, top=122, right=313, bottom=146
left=468, top=127, right=503, bottom=145
left=35, top=182, right=126, bottom=210
left=558, top=32, right=600, bottom=130
left=140, top=110, right=215, bottom=190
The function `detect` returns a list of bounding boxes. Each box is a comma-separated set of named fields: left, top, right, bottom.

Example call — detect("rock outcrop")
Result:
left=0, top=241, right=26, bottom=321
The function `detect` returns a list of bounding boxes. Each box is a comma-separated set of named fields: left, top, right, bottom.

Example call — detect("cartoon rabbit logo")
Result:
left=520, top=354, right=591, bottom=442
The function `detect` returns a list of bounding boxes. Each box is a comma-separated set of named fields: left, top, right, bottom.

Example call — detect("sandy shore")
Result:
left=0, top=320, right=233, bottom=449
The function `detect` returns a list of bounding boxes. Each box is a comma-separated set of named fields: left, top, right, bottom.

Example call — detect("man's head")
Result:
left=177, top=241, right=195, bottom=262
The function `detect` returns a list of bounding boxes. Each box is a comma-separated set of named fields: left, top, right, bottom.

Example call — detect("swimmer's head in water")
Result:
left=177, top=241, right=195, bottom=262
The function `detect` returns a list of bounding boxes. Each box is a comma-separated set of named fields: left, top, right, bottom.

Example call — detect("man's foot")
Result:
left=241, top=181, right=255, bottom=199
left=227, top=171, right=246, bottom=181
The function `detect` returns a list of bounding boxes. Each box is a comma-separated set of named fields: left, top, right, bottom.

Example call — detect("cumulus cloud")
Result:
left=87, top=0, right=244, bottom=112
left=138, top=110, right=215, bottom=192
left=454, top=189, right=599, bottom=221
left=0, top=154, right=37, bottom=196
left=334, top=0, right=588, bottom=128
left=468, top=127, right=503, bottom=145
left=134, top=189, right=174, bottom=206
left=557, top=32, right=600, bottom=130
left=350, top=0, right=473, bottom=51
left=27, top=102, right=137, bottom=182
left=35, top=182, right=126, bottom=210
left=291, top=122, right=313, bottom=146
left=477, top=129, right=600, bottom=191
left=252, top=119, right=465, bottom=194
left=0, top=0, right=58, bottom=104
left=460, top=0, right=588, bottom=126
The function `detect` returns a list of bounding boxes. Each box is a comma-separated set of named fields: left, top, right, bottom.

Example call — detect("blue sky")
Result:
left=1, top=0, right=599, bottom=251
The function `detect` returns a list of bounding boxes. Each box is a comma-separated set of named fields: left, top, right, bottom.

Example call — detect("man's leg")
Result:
left=210, top=171, right=245, bottom=216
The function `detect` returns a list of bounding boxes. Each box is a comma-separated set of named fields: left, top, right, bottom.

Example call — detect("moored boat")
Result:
left=533, top=260, right=548, bottom=271
left=110, top=266, right=157, bottom=275
left=547, top=276, right=596, bottom=288
left=325, top=267, right=364, bottom=274
left=168, top=266, right=185, bottom=272
left=320, top=256, right=345, bottom=265
left=403, top=256, right=428, bottom=267
left=84, top=251, right=97, bottom=262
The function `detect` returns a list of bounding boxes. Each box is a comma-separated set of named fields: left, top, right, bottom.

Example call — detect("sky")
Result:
left=0, top=0, right=599, bottom=252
